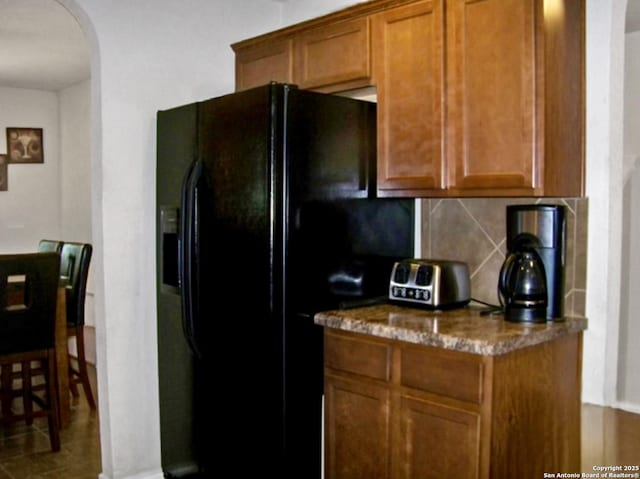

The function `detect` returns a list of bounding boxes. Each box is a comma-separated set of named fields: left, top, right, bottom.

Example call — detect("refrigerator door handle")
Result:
left=179, top=158, right=204, bottom=359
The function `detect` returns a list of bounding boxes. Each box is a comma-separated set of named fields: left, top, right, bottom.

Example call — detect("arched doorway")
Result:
left=0, top=0, right=103, bottom=475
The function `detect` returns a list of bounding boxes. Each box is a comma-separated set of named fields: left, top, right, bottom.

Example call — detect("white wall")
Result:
left=621, top=163, right=640, bottom=411
left=59, top=79, right=96, bottom=345
left=624, top=32, right=640, bottom=164
left=619, top=30, right=640, bottom=411
left=60, top=80, right=92, bottom=243
left=0, top=81, right=94, bottom=331
left=279, top=0, right=361, bottom=24
left=582, top=0, right=627, bottom=407
left=0, top=87, right=61, bottom=252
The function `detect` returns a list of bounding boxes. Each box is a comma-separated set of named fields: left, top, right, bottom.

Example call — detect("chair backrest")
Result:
left=0, top=252, right=60, bottom=355
left=60, top=242, right=92, bottom=327
left=38, top=239, right=64, bottom=255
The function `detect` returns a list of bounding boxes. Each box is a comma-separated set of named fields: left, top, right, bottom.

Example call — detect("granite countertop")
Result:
left=313, top=303, right=588, bottom=356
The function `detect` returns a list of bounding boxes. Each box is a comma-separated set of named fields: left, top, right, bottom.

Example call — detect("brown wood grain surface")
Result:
left=233, top=0, right=585, bottom=198
left=55, top=287, right=70, bottom=428
left=324, top=328, right=582, bottom=479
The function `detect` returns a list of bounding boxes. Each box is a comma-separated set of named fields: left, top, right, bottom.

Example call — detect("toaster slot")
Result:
left=393, top=262, right=411, bottom=284
left=415, top=265, right=433, bottom=286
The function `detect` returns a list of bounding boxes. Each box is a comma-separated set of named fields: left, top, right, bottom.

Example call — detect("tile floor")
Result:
left=0, top=364, right=100, bottom=479
left=0, top=370, right=639, bottom=479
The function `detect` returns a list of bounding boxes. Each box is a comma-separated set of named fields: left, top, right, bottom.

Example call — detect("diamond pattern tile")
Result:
left=420, top=197, right=588, bottom=316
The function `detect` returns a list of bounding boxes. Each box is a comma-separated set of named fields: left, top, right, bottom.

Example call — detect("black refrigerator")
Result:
left=156, top=83, right=414, bottom=478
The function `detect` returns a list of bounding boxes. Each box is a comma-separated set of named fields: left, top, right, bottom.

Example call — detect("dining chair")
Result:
left=0, top=252, right=61, bottom=452
left=60, top=242, right=96, bottom=410
left=38, top=239, right=64, bottom=255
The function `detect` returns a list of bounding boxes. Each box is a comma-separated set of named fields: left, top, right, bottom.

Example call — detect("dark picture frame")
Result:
left=0, top=154, right=7, bottom=191
left=6, top=127, right=44, bottom=164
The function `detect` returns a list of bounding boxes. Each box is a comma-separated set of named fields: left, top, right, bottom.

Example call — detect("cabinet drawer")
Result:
left=400, top=345, right=483, bottom=404
left=325, top=331, right=390, bottom=381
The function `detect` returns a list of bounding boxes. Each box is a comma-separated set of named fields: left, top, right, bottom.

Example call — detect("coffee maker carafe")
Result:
left=499, top=247, right=548, bottom=322
left=499, top=204, right=566, bottom=322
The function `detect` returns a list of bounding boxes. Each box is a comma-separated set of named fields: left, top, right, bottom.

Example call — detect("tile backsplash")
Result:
left=420, top=198, right=588, bottom=317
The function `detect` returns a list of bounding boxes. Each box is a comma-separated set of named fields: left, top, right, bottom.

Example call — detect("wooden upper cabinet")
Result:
left=233, top=39, right=293, bottom=91
left=233, top=12, right=374, bottom=94
left=446, top=0, right=538, bottom=194
left=373, top=0, right=445, bottom=194
left=375, top=0, right=583, bottom=197
left=294, top=17, right=372, bottom=92
left=232, top=0, right=585, bottom=197
left=540, top=0, right=585, bottom=197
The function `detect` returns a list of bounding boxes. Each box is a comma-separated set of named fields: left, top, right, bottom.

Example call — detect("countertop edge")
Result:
left=314, top=307, right=588, bottom=356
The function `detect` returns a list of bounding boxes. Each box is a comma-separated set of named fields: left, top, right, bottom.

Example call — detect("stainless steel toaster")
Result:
left=388, top=259, right=471, bottom=309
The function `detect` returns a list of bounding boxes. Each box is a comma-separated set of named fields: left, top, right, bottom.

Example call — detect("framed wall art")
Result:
left=6, top=127, right=44, bottom=164
left=0, top=154, right=7, bottom=191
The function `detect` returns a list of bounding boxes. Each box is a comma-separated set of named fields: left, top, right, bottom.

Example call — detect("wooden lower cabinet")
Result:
left=395, top=396, right=480, bottom=479
left=325, top=375, right=391, bottom=479
left=323, top=329, right=582, bottom=479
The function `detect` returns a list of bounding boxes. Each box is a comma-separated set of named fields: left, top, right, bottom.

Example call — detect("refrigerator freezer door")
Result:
left=156, top=103, right=202, bottom=476
left=179, top=159, right=206, bottom=359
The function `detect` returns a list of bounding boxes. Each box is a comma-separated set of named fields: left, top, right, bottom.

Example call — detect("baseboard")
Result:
left=613, top=400, right=640, bottom=414
left=99, top=469, right=164, bottom=479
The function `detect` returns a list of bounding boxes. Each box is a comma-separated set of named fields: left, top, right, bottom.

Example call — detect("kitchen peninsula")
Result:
left=314, top=304, right=587, bottom=479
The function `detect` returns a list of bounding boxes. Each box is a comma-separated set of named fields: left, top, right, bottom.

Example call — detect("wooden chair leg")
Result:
left=1, top=364, right=13, bottom=418
left=45, top=353, right=60, bottom=452
left=21, top=360, right=33, bottom=425
left=71, top=326, right=96, bottom=410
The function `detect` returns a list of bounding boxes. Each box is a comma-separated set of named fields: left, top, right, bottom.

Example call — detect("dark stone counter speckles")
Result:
left=313, top=304, right=588, bottom=356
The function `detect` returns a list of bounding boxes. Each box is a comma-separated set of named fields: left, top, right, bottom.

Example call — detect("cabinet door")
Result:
left=295, top=17, right=372, bottom=93
left=325, top=374, right=391, bottom=479
left=394, top=396, right=480, bottom=479
left=373, top=0, right=445, bottom=197
left=234, top=39, right=293, bottom=91
left=446, top=0, right=539, bottom=194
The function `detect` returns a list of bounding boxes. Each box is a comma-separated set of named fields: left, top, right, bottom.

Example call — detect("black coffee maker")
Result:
left=499, top=204, right=566, bottom=322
